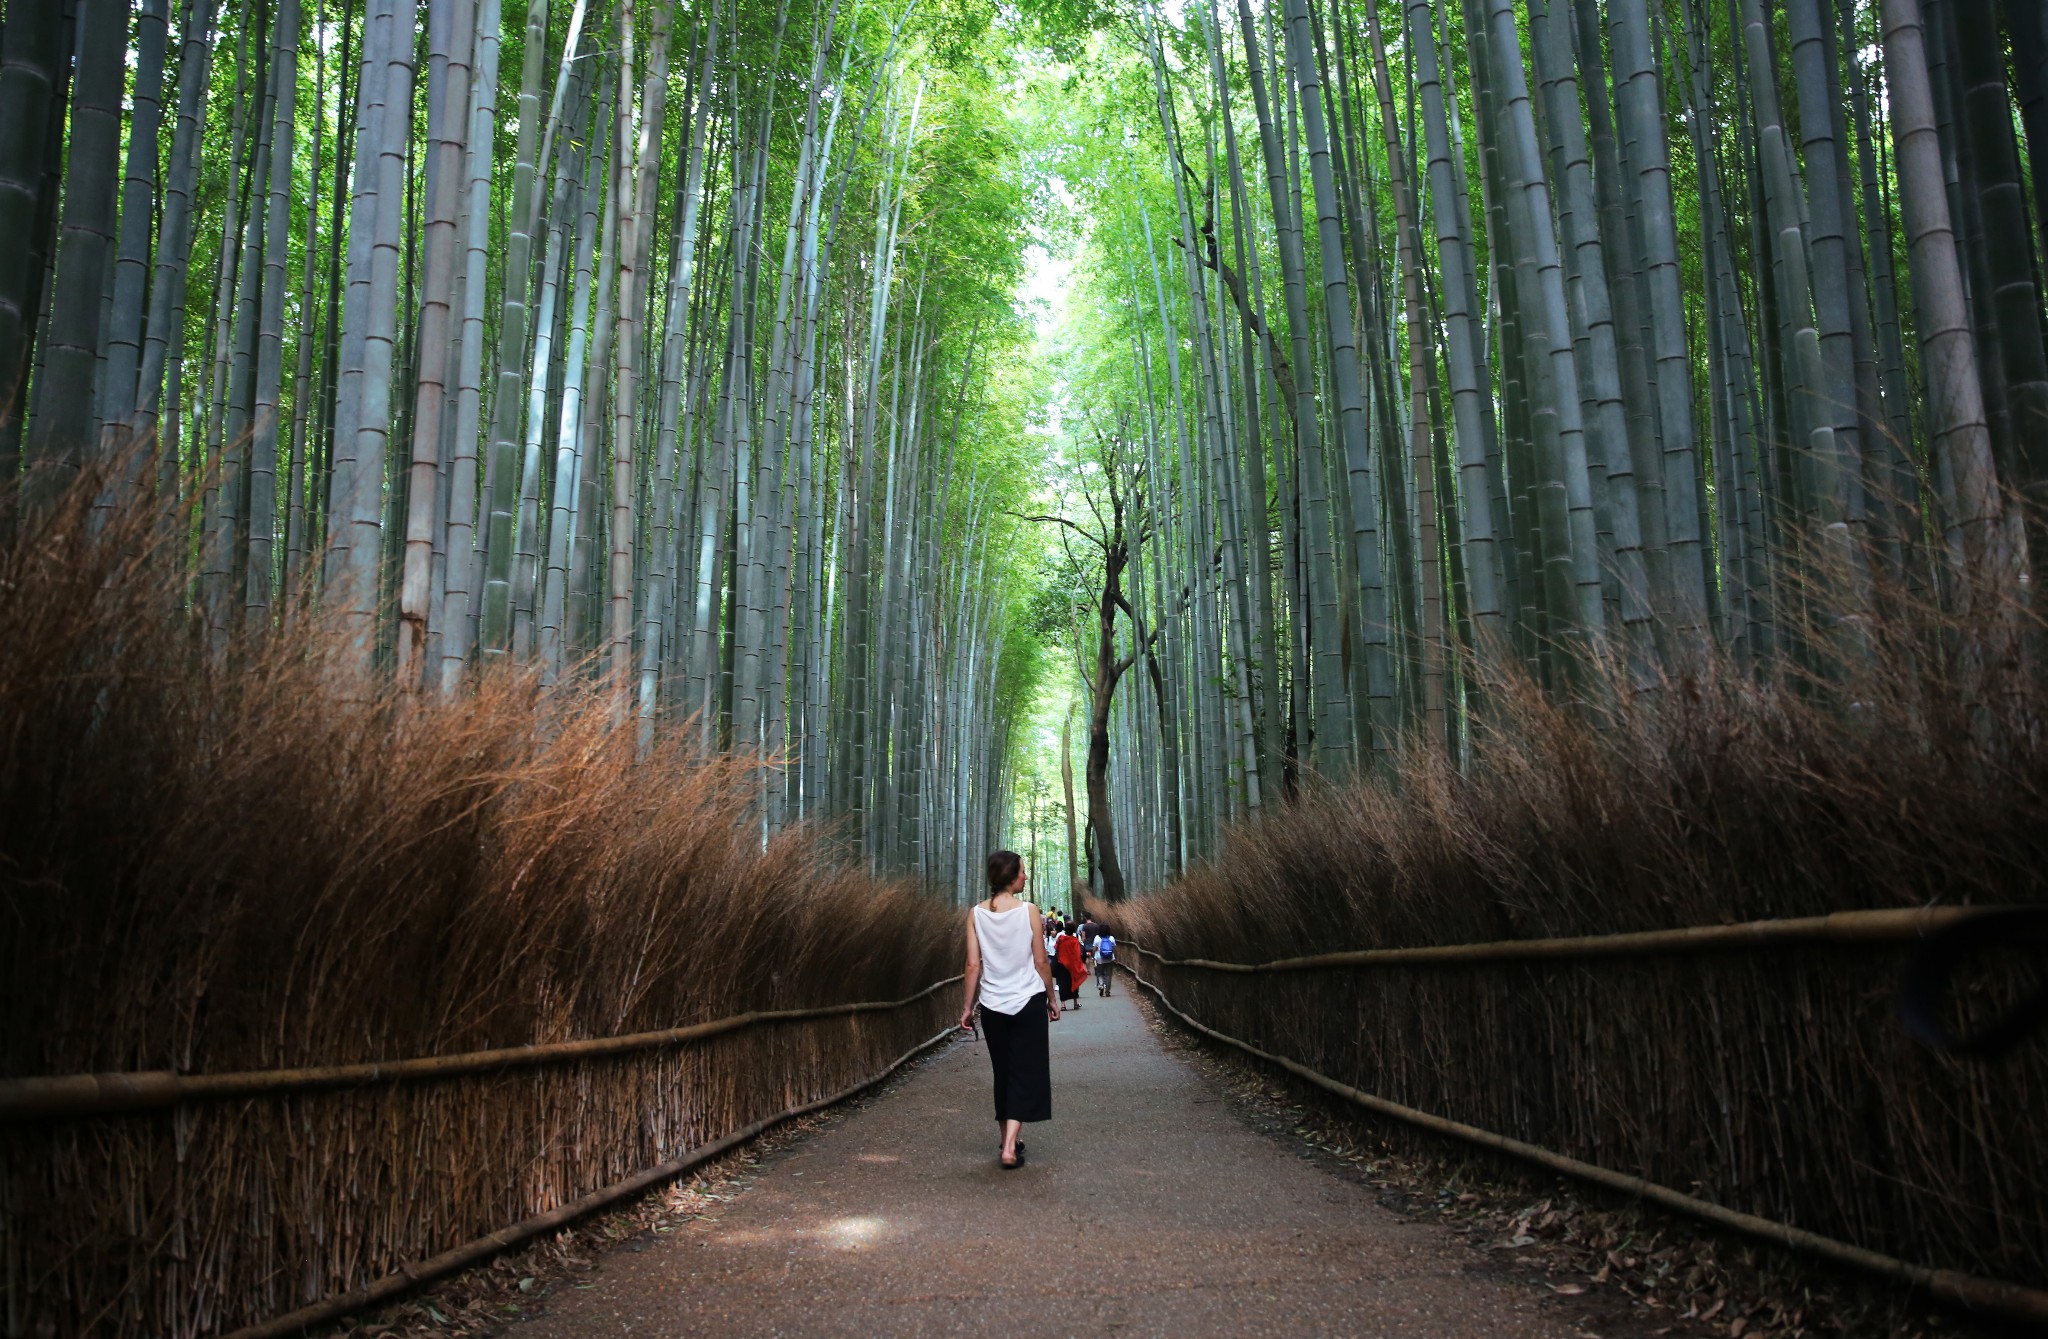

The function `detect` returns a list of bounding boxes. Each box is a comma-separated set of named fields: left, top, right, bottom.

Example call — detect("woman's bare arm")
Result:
left=1029, top=908, right=1060, bottom=1020
left=958, top=913, right=982, bottom=1030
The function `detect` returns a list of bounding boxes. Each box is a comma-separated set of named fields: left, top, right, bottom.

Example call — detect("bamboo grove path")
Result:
left=507, top=993, right=1578, bottom=1338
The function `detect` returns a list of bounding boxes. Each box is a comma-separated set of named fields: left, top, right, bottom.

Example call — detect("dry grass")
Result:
left=0, top=476, right=961, bottom=1338
left=1113, top=664, right=2045, bottom=962
left=1099, top=589, right=2048, bottom=1300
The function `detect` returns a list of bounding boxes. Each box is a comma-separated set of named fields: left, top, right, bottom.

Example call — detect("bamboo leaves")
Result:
left=12, top=0, right=2048, bottom=895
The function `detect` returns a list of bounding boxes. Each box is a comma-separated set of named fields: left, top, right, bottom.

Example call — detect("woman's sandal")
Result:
left=1000, top=1141, right=1026, bottom=1170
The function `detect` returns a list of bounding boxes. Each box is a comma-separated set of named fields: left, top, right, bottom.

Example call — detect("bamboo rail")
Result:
left=218, top=1021, right=962, bottom=1339
left=1125, top=906, right=1993, bottom=972
left=1121, top=955, right=2048, bottom=1326
left=0, top=976, right=965, bottom=1120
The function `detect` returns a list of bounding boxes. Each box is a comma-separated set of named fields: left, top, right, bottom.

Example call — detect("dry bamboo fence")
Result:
left=0, top=979, right=961, bottom=1339
left=1119, top=909, right=2048, bottom=1323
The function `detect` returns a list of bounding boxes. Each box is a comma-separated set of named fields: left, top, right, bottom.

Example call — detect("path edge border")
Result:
left=1122, top=955, right=2048, bottom=1326
left=218, top=1023, right=962, bottom=1339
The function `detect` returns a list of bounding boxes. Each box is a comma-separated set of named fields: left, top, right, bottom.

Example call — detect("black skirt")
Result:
left=979, top=993, right=1052, bottom=1123
left=1052, top=961, right=1075, bottom=1001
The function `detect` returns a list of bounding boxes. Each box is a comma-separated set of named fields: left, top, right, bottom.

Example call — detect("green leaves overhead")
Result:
left=1004, top=0, right=2048, bottom=899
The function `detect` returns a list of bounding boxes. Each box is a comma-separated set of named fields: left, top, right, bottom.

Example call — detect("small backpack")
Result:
left=1097, top=936, right=1115, bottom=961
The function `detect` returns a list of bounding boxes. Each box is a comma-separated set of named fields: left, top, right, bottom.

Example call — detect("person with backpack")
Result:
left=1095, top=929, right=1117, bottom=996
left=958, top=850, right=1060, bottom=1170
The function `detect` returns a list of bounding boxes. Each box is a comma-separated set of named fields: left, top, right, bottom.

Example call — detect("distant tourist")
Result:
left=958, top=850, right=1059, bottom=1170
left=1053, top=924, right=1088, bottom=1011
left=1095, top=930, right=1116, bottom=997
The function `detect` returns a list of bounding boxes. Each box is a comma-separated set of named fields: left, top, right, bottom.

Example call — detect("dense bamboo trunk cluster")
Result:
left=1041, top=0, right=2048, bottom=896
left=0, top=0, right=1043, bottom=884
left=6, top=0, right=2045, bottom=902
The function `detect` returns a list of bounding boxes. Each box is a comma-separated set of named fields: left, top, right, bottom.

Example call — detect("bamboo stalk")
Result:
left=1122, top=958, right=2048, bottom=1326
left=0, top=977, right=963, bottom=1120
left=217, top=1022, right=960, bottom=1339
left=1124, top=907, right=2000, bottom=972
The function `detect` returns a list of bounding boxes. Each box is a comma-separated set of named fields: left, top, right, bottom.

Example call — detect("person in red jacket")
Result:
left=1053, top=926, right=1088, bottom=1012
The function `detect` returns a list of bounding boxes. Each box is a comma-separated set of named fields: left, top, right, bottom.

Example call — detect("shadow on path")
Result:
left=508, top=989, right=1576, bottom=1337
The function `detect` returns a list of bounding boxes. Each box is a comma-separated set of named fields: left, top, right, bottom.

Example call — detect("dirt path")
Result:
left=507, top=986, right=1581, bottom=1338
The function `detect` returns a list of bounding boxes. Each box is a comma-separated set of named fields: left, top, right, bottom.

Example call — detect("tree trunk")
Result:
left=23, top=0, right=131, bottom=504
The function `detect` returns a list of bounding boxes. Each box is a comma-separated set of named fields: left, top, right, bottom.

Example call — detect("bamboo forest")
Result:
left=4, top=0, right=2047, bottom=1334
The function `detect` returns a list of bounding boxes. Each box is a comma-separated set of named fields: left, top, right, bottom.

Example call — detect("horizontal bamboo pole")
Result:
left=1126, top=906, right=1995, bottom=972
left=1122, top=959, right=2048, bottom=1326
left=219, top=1021, right=962, bottom=1339
left=0, top=976, right=965, bottom=1120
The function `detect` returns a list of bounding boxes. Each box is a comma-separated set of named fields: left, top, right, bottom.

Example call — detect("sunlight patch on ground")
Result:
left=712, top=1215, right=898, bottom=1252
left=821, top=1215, right=888, bottom=1248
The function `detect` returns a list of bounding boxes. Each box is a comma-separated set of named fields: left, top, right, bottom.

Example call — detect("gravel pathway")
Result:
left=508, top=987, right=1580, bottom=1338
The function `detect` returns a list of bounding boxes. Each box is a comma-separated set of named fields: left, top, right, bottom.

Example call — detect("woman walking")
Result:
left=1053, top=923, right=1087, bottom=1011
left=958, top=850, right=1060, bottom=1169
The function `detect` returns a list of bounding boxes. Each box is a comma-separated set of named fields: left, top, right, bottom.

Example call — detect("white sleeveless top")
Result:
left=973, top=903, right=1041, bottom=1015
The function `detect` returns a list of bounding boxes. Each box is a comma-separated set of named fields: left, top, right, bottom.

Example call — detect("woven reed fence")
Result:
left=0, top=980, right=960, bottom=1339
left=1119, top=910, right=2048, bottom=1323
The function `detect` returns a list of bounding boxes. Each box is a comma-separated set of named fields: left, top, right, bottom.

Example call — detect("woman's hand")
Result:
left=1047, top=997, right=1062, bottom=1023
left=958, top=1007, right=975, bottom=1032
